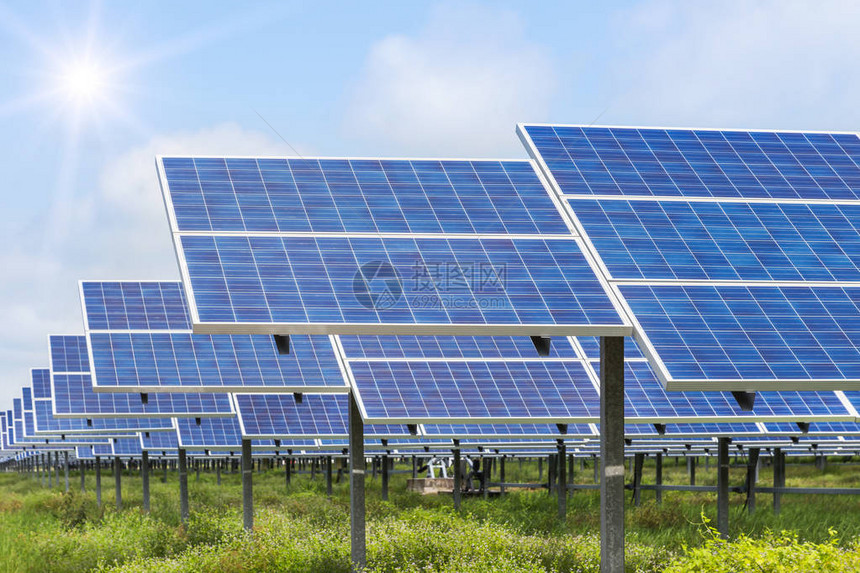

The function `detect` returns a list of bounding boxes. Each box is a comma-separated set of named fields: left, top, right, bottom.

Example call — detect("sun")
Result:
left=60, top=60, right=108, bottom=105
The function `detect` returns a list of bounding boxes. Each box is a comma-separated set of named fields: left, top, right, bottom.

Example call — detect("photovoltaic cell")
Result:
left=141, top=429, right=179, bottom=450
left=519, top=125, right=860, bottom=200
left=112, top=437, right=142, bottom=456
left=32, top=369, right=52, bottom=399
left=33, top=399, right=174, bottom=435
left=620, top=284, right=860, bottom=383
left=161, top=158, right=570, bottom=235
left=49, top=335, right=90, bottom=373
left=421, top=423, right=592, bottom=437
left=572, top=199, right=860, bottom=281
left=348, top=360, right=600, bottom=423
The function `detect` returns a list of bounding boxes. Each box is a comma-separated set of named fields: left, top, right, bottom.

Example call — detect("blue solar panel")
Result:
left=141, top=429, right=179, bottom=450
left=667, top=423, right=763, bottom=436
left=22, top=387, right=32, bottom=411
left=12, top=399, right=21, bottom=421
left=764, top=421, right=860, bottom=435
left=176, top=417, right=245, bottom=448
left=621, top=284, right=860, bottom=382
left=520, top=125, right=860, bottom=200
left=573, top=199, right=860, bottom=281
left=349, top=360, right=600, bottom=423
left=50, top=335, right=236, bottom=417
left=75, top=446, right=94, bottom=459
left=421, top=423, right=593, bottom=437
left=234, top=394, right=412, bottom=438
left=82, top=281, right=348, bottom=393
left=339, top=335, right=578, bottom=359
left=33, top=399, right=174, bottom=435
left=161, top=158, right=570, bottom=235
left=52, top=373, right=235, bottom=418
left=590, top=360, right=851, bottom=421
left=112, top=437, right=142, bottom=456
left=179, top=235, right=626, bottom=333
left=32, top=369, right=52, bottom=399
left=49, top=335, right=90, bottom=373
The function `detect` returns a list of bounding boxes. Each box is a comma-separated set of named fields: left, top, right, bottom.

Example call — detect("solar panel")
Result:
left=577, top=336, right=644, bottom=360
left=764, top=421, right=860, bottom=435
left=338, top=335, right=578, bottom=359
left=82, top=281, right=348, bottom=393
left=589, top=360, right=854, bottom=422
left=620, top=284, right=860, bottom=387
left=112, top=437, right=142, bottom=456
left=234, top=394, right=413, bottom=438
left=520, top=124, right=860, bottom=391
left=159, top=156, right=631, bottom=336
left=176, top=416, right=275, bottom=450
left=140, top=428, right=180, bottom=450
left=421, top=423, right=593, bottom=438
left=347, top=360, right=600, bottom=423
left=50, top=335, right=236, bottom=418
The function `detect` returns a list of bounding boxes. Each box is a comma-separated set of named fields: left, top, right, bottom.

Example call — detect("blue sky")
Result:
left=1, top=0, right=859, bottom=410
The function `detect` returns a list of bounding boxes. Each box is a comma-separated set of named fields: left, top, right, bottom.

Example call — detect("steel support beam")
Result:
left=95, top=456, right=102, bottom=507
left=655, top=453, right=663, bottom=505
left=773, top=448, right=784, bottom=516
left=632, top=453, right=644, bottom=507
left=499, top=456, right=506, bottom=496
left=326, top=455, right=333, bottom=498
left=453, top=446, right=461, bottom=510
left=348, top=392, right=366, bottom=571
left=80, top=456, right=85, bottom=493
left=745, top=448, right=760, bottom=514
left=381, top=454, right=389, bottom=501
left=242, top=439, right=253, bottom=531
left=600, top=335, right=625, bottom=573
left=717, top=437, right=730, bottom=538
left=63, top=451, right=69, bottom=493
left=557, top=442, right=566, bottom=521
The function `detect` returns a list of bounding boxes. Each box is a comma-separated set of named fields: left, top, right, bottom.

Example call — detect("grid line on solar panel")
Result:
left=619, top=284, right=860, bottom=388
left=49, top=335, right=90, bottom=373
left=233, top=393, right=412, bottom=438
left=33, top=399, right=175, bottom=434
left=81, top=281, right=191, bottom=331
left=159, top=157, right=572, bottom=236
left=570, top=198, right=860, bottom=282
left=338, top=335, right=579, bottom=359
left=586, top=360, right=853, bottom=422
left=177, top=235, right=628, bottom=334
left=519, top=124, right=860, bottom=201
left=346, top=360, right=601, bottom=423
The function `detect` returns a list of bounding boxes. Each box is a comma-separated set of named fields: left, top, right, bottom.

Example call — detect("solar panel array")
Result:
left=519, top=124, right=860, bottom=390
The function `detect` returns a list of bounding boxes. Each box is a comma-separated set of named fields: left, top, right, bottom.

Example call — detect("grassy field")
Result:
left=1, top=456, right=860, bottom=572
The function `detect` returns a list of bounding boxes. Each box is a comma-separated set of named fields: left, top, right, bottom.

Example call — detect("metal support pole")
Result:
left=80, top=456, right=85, bottom=493
left=95, top=457, right=102, bottom=507
left=499, top=456, right=506, bottom=496
left=568, top=454, right=574, bottom=496
left=593, top=454, right=599, bottom=484
left=717, top=437, right=729, bottom=538
left=600, top=335, right=625, bottom=573
left=326, top=455, right=333, bottom=498
left=40, top=454, right=45, bottom=487
left=64, top=451, right=69, bottom=493
left=548, top=453, right=555, bottom=494
left=54, top=451, right=59, bottom=486
left=453, top=447, right=461, bottom=510
left=538, top=457, right=543, bottom=481
left=142, top=451, right=150, bottom=513
left=655, top=453, right=663, bottom=505
left=745, top=448, right=760, bottom=515
left=179, top=449, right=189, bottom=524
left=412, top=456, right=417, bottom=479
left=286, top=456, right=291, bottom=486
left=216, top=458, right=221, bottom=486
left=114, top=457, right=122, bottom=511
left=557, top=442, right=566, bottom=521
left=48, top=453, right=53, bottom=488
left=483, top=456, right=490, bottom=499
left=773, top=448, right=784, bottom=516
left=348, top=392, right=366, bottom=571
left=195, top=458, right=200, bottom=482
left=242, top=439, right=253, bottom=531
left=632, top=453, right=644, bottom=507
left=688, top=456, right=696, bottom=486
left=381, top=454, right=389, bottom=501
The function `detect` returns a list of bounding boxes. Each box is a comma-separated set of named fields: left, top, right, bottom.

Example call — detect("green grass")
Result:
left=1, top=457, right=860, bottom=571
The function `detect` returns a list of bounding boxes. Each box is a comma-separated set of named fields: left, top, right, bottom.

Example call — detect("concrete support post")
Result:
left=242, top=439, right=253, bottom=531
left=717, top=437, right=730, bottom=538
left=348, top=392, right=366, bottom=571
left=114, top=457, right=122, bottom=511
left=179, top=449, right=189, bottom=524
left=142, top=451, right=150, bottom=513
left=600, top=335, right=625, bottom=573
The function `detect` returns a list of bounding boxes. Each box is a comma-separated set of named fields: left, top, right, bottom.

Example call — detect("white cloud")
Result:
left=609, top=1, right=860, bottom=129
left=0, top=123, right=290, bottom=412
left=344, top=2, right=556, bottom=157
